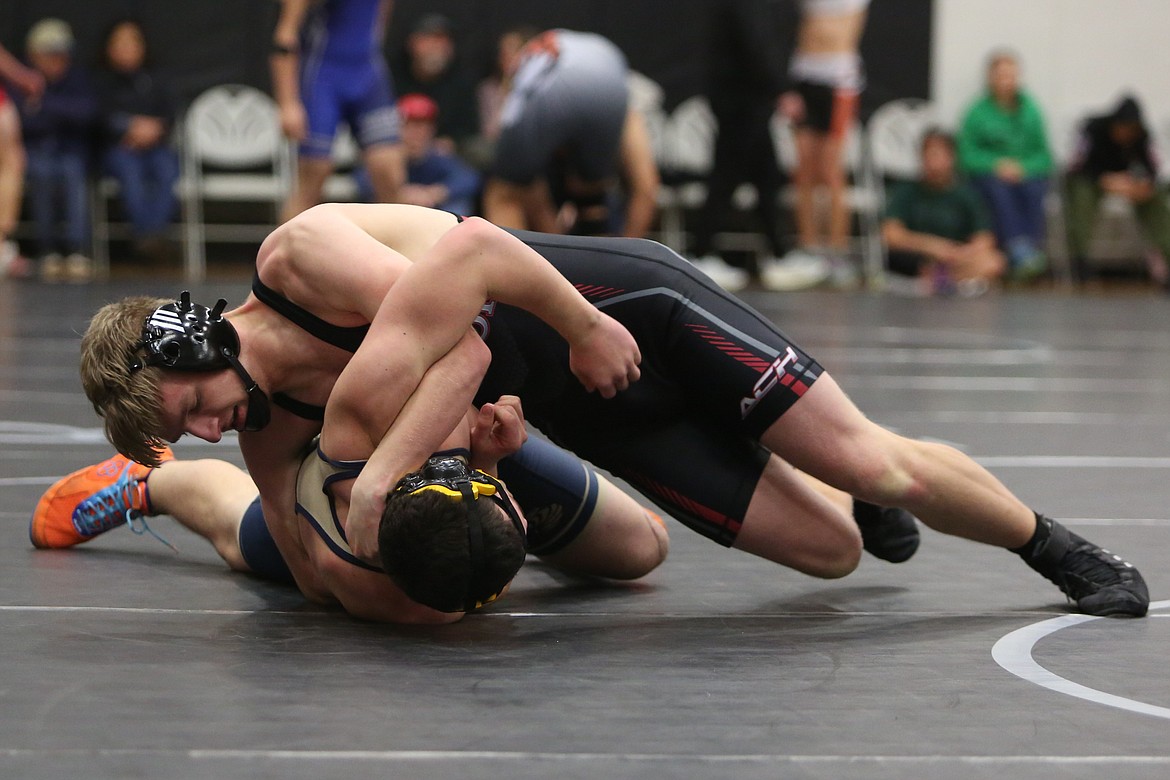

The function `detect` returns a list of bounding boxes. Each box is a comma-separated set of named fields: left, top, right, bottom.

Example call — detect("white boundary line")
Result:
left=992, top=599, right=1170, bottom=720
left=3, top=748, right=1170, bottom=764
left=0, top=605, right=1061, bottom=619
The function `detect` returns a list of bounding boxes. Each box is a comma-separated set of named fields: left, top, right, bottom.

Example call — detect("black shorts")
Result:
left=476, top=232, right=824, bottom=546
left=794, top=80, right=857, bottom=139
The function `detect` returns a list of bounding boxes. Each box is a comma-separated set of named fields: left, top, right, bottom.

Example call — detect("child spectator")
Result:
left=958, top=50, right=1053, bottom=280
left=95, top=18, right=180, bottom=263
left=13, top=19, right=99, bottom=282
left=393, top=93, right=480, bottom=215
left=882, top=129, right=1005, bottom=296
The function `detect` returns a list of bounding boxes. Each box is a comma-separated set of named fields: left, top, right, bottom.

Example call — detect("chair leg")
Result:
left=182, top=192, right=206, bottom=284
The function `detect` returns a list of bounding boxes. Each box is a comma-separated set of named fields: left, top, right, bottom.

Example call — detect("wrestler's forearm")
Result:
left=269, top=53, right=300, bottom=108
left=336, top=334, right=488, bottom=561
left=384, top=216, right=602, bottom=358
left=348, top=370, right=477, bottom=502
left=269, top=0, right=311, bottom=107
left=620, top=109, right=660, bottom=238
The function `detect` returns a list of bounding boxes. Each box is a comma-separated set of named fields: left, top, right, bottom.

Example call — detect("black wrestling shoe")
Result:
left=1019, top=516, right=1149, bottom=617
left=854, top=502, right=920, bottom=563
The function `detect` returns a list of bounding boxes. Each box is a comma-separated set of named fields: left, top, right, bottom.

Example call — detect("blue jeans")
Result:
left=25, top=144, right=90, bottom=256
left=104, top=143, right=180, bottom=238
left=971, top=174, right=1049, bottom=260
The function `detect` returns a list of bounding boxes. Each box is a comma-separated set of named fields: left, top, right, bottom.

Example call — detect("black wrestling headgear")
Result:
left=130, top=291, right=271, bottom=431
left=394, top=455, right=527, bottom=612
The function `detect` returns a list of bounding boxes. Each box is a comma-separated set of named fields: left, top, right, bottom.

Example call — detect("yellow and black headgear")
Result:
left=394, top=455, right=526, bottom=612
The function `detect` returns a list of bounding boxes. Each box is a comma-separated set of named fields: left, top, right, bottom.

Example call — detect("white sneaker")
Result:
left=63, top=253, right=94, bottom=284
left=1, top=240, right=32, bottom=279
left=956, top=278, right=991, bottom=298
left=760, top=250, right=831, bottom=291
left=687, top=254, right=749, bottom=292
left=827, top=255, right=860, bottom=289
left=40, top=253, right=65, bottom=283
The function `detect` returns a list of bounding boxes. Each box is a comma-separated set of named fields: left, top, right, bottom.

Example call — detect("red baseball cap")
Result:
left=398, top=93, right=439, bottom=122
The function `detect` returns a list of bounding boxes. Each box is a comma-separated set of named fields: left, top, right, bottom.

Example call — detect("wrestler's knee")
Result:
left=734, top=506, right=861, bottom=579
left=618, top=509, right=670, bottom=579
left=801, top=524, right=862, bottom=579
left=539, top=503, right=669, bottom=581
left=592, top=508, right=669, bottom=580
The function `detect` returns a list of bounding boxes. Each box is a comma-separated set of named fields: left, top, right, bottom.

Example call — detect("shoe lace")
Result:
left=73, top=464, right=178, bottom=552
left=1060, top=541, right=1131, bottom=595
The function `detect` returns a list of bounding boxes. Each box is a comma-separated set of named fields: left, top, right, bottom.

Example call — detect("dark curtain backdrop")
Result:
left=0, top=0, right=931, bottom=117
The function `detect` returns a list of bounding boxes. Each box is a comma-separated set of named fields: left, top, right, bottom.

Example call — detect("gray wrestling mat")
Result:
left=2, top=279, right=1168, bottom=780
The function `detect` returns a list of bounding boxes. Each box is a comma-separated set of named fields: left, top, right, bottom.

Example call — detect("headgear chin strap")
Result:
left=394, top=455, right=527, bottom=612
left=131, top=291, right=271, bottom=431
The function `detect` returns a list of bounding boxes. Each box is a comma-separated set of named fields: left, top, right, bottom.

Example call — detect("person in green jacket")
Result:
left=958, top=50, right=1053, bottom=279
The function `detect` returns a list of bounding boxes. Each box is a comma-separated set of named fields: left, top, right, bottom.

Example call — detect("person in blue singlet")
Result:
left=270, top=0, right=405, bottom=220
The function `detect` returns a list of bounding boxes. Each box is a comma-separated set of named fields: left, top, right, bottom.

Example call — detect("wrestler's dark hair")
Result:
left=378, top=490, right=526, bottom=613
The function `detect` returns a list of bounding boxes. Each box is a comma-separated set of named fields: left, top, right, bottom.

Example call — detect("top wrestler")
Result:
left=79, top=204, right=1148, bottom=617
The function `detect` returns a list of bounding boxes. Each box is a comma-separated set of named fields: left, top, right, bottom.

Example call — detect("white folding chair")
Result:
left=180, top=84, right=290, bottom=282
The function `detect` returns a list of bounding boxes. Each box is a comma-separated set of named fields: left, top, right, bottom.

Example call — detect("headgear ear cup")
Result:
left=132, top=291, right=272, bottom=430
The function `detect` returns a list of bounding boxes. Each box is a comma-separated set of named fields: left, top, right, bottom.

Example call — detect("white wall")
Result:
left=932, top=0, right=1170, bottom=164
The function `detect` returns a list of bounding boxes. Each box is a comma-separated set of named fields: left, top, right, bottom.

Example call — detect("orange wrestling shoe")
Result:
left=30, top=448, right=174, bottom=549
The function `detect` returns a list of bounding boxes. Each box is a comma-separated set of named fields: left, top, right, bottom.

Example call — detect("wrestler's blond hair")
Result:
left=79, top=296, right=172, bottom=467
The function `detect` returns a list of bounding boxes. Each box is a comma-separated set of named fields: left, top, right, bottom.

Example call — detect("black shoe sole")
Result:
left=1075, top=585, right=1150, bottom=618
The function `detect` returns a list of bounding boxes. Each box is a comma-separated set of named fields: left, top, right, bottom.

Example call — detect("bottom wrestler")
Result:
left=32, top=393, right=668, bottom=623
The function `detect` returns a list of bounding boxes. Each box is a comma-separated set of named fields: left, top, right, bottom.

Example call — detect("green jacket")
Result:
left=958, top=90, right=1053, bottom=178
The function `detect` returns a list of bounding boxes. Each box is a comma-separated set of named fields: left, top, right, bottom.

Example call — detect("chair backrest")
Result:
left=658, top=95, right=717, bottom=177
left=866, top=98, right=939, bottom=181
left=184, top=84, right=284, bottom=168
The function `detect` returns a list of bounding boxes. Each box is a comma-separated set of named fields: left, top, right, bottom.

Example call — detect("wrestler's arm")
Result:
left=619, top=108, right=661, bottom=239
left=325, top=564, right=463, bottom=624
left=237, top=414, right=329, bottom=598
left=0, top=44, right=42, bottom=97
left=325, top=330, right=491, bottom=562
left=261, top=203, right=640, bottom=396
left=270, top=0, right=313, bottom=140
left=353, top=212, right=641, bottom=396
